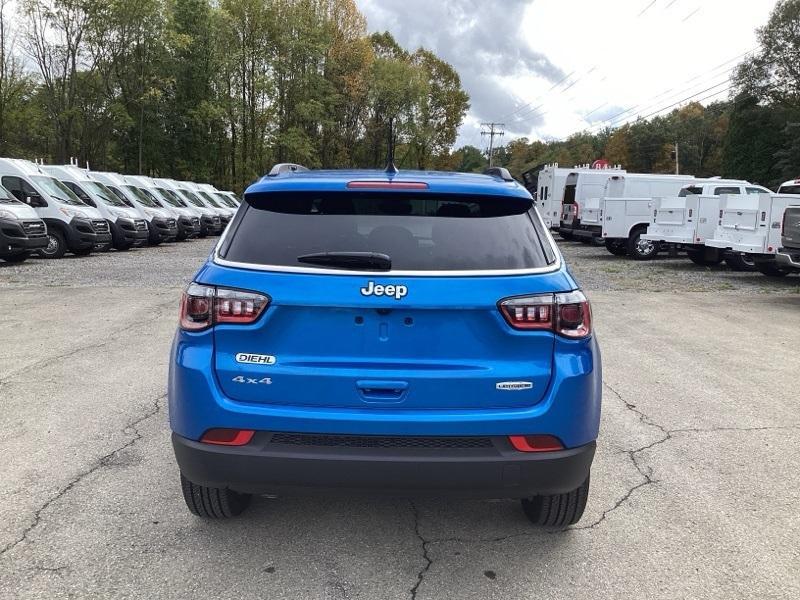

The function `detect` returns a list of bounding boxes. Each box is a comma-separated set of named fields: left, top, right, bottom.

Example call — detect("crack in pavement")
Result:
left=412, top=385, right=800, bottom=548
left=409, top=501, right=433, bottom=600
left=0, top=393, right=166, bottom=559
left=0, top=298, right=176, bottom=387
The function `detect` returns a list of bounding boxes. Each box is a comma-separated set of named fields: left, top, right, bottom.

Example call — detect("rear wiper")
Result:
left=297, top=251, right=392, bottom=271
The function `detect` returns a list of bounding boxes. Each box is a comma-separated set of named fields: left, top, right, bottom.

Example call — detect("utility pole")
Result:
left=481, top=122, right=505, bottom=167
left=674, top=141, right=680, bottom=175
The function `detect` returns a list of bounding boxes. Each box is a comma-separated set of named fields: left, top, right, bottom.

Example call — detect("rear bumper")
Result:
left=642, top=232, right=694, bottom=244
left=775, top=248, right=800, bottom=270
left=706, top=238, right=765, bottom=254
left=573, top=226, right=601, bottom=239
left=172, top=432, right=595, bottom=497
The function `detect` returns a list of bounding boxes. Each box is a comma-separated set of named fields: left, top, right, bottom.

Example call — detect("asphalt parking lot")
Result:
left=1, top=239, right=798, bottom=599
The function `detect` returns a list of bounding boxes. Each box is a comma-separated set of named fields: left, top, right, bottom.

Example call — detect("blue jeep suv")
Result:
left=169, top=164, right=601, bottom=527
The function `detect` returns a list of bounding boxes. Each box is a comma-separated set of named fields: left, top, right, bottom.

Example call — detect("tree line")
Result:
left=452, top=0, right=800, bottom=191
left=0, top=0, right=469, bottom=192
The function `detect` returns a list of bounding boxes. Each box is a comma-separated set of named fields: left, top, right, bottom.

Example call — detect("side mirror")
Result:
left=26, top=195, right=46, bottom=208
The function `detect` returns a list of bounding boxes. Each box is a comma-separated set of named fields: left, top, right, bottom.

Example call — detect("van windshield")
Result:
left=153, top=188, right=183, bottom=208
left=199, top=191, right=222, bottom=208
left=123, top=185, right=160, bottom=208
left=0, top=185, right=20, bottom=204
left=31, top=176, right=85, bottom=206
left=215, top=193, right=237, bottom=208
left=221, top=192, right=554, bottom=272
left=84, top=181, right=127, bottom=207
left=178, top=189, right=206, bottom=208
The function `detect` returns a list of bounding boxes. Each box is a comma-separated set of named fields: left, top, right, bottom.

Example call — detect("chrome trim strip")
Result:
left=211, top=207, right=563, bottom=278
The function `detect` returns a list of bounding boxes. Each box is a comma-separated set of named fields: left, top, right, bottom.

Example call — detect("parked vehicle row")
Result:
left=522, top=164, right=800, bottom=277
left=0, top=158, right=240, bottom=263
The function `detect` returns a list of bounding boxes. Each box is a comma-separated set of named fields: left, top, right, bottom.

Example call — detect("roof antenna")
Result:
left=384, top=117, right=398, bottom=175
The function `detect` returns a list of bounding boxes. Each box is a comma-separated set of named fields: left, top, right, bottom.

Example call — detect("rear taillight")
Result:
left=499, top=291, right=592, bottom=338
left=180, top=283, right=269, bottom=331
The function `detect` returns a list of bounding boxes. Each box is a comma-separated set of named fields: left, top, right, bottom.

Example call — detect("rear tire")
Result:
left=72, top=246, right=94, bottom=256
left=725, top=252, right=756, bottom=272
left=605, top=240, right=627, bottom=256
left=180, top=473, right=251, bottom=518
left=559, top=231, right=574, bottom=241
left=522, top=475, right=590, bottom=527
left=2, top=252, right=30, bottom=263
left=687, top=247, right=723, bottom=266
left=756, top=263, right=790, bottom=278
left=626, top=229, right=659, bottom=260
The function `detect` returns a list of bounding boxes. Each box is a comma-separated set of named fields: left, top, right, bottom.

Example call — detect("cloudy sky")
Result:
left=355, top=0, right=778, bottom=149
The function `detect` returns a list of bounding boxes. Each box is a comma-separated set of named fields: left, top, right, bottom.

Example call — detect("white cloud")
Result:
left=355, top=0, right=778, bottom=149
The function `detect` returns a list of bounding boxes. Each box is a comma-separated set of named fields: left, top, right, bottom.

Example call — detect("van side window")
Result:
left=64, top=182, right=95, bottom=207
left=714, top=186, right=741, bottom=195
left=1, top=176, right=42, bottom=205
left=746, top=187, right=769, bottom=195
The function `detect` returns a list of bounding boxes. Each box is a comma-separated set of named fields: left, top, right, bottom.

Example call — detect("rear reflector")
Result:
left=347, top=181, right=429, bottom=190
left=200, top=429, right=255, bottom=446
left=508, top=435, right=564, bottom=452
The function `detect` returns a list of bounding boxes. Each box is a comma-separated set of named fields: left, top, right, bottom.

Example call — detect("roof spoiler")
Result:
left=483, top=167, right=514, bottom=182
left=268, top=163, right=309, bottom=177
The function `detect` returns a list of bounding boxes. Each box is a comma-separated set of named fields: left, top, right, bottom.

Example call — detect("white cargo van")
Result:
left=642, top=180, right=771, bottom=269
left=197, top=183, right=239, bottom=212
left=706, top=193, right=797, bottom=277
left=43, top=165, right=148, bottom=251
left=0, top=158, right=111, bottom=258
left=154, top=178, right=228, bottom=232
left=572, top=173, right=697, bottom=259
left=124, top=175, right=202, bottom=241
left=0, top=183, right=48, bottom=262
left=91, top=171, right=178, bottom=245
left=558, top=169, right=626, bottom=239
left=522, top=163, right=625, bottom=230
left=184, top=181, right=236, bottom=222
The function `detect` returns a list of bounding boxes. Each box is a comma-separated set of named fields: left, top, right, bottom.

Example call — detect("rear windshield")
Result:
left=221, top=192, right=554, bottom=271
left=679, top=186, right=703, bottom=196
left=779, top=185, right=800, bottom=195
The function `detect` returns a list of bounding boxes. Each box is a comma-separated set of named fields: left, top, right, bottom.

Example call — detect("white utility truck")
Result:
left=522, top=163, right=624, bottom=230
left=706, top=193, right=798, bottom=277
left=0, top=158, right=111, bottom=258
left=572, top=173, right=697, bottom=259
left=641, top=179, right=771, bottom=270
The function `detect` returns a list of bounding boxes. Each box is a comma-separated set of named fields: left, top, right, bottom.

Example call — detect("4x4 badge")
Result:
left=360, top=281, right=408, bottom=300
